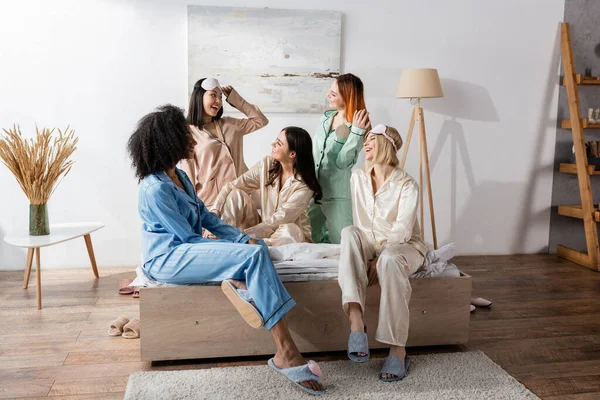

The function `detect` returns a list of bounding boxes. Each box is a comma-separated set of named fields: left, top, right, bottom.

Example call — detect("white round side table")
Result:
left=4, top=222, right=105, bottom=309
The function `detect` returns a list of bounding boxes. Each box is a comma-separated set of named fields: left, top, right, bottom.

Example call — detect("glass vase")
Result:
left=29, top=204, right=49, bottom=236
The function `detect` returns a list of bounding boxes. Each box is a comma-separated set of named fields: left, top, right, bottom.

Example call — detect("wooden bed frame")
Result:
left=140, top=272, right=471, bottom=361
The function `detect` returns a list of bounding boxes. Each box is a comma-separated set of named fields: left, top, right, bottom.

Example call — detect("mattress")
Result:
left=131, top=243, right=460, bottom=288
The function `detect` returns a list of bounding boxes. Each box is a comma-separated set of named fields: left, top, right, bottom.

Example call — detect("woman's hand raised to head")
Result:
left=221, top=85, right=233, bottom=97
left=352, top=110, right=370, bottom=130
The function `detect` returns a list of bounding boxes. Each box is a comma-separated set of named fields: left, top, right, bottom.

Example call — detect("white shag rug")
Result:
left=124, top=351, right=538, bottom=400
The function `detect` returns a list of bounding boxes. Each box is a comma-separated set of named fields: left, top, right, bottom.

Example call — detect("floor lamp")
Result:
left=397, top=69, right=444, bottom=249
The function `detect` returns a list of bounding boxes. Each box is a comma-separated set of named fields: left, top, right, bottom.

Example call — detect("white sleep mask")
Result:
left=369, top=124, right=398, bottom=152
left=200, top=77, right=222, bottom=91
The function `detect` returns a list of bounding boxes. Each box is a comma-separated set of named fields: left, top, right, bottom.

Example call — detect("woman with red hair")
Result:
left=309, top=73, right=370, bottom=244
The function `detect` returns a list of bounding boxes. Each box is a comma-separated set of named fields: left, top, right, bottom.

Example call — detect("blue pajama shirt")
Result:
left=138, top=169, right=295, bottom=330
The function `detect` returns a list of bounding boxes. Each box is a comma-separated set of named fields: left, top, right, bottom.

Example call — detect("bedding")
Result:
left=131, top=243, right=459, bottom=288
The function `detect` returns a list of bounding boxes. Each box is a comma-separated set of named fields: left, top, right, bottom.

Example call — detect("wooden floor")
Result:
left=0, top=255, right=599, bottom=399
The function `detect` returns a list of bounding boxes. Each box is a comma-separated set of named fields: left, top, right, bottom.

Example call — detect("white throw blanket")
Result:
left=268, top=243, right=341, bottom=262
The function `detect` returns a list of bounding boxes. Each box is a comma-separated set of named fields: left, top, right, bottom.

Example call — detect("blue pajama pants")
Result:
left=143, top=240, right=295, bottom=330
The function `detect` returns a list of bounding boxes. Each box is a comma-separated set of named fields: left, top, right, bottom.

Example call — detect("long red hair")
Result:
left=336, top=73, right=366, bottom=123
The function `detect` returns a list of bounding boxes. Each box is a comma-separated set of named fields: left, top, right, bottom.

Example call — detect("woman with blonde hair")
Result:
left=309, top=73, right=370, bottom=244
left=338, top=124, right=427, bottom=382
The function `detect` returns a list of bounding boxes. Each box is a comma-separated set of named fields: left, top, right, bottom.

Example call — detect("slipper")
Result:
left=347, top=326, right=369, bottom=362
left=470, top=305, right=476, bottom=313
left=471, top=297, right=492, bottom=307
left=237, top=289, right=253, bottom=302
left=133, top=288, right=140, bottom=298
left=221, top=280, right=263, bottom=329
left=268, top=358, right=327, bottom=396
left=379, top=355, right=410, bottom=382
left=122, top=317, right=140, bottom=339
left=108, top=316, right=130, bottom=336
left=118, top=279, right=134, bottom=295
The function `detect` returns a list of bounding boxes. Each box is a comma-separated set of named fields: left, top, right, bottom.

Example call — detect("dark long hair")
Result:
left=266, top=127, right=323, bottom=203
left=187, top=78, right=224, bottom=128
left=127, top=104, right=193, bottom=181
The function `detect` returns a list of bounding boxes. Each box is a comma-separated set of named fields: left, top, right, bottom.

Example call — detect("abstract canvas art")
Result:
left=188, top=6, right=341, bottom=113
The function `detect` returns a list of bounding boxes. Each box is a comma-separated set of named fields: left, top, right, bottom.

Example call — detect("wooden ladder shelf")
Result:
left=557, top=22, right=600, bottom=271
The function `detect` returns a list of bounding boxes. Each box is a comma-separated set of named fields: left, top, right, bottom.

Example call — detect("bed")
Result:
left=138, top=243, right=471, bottom=361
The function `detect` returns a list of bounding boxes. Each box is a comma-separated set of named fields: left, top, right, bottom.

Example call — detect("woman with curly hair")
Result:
left=127, top=104, right=326, bottom=395
left=309, top=73, right=371, bottom=244
left=210, top=127, right=322, bottom=246
left=179, top=78, right=268, bottom=209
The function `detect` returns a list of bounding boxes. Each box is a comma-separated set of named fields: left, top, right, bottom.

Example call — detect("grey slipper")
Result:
left=268, top=358, right=327, bottom=396
left=379, top=355, right=410, bottom=382
left=221, top=280, right=263, bottom=329
left=237, top=289, right=253, bottom=302
left=347, top=326, right=369, bottom=362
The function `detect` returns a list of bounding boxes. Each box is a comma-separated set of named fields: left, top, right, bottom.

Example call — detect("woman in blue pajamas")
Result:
left=127, top=104, right=325, bottom=395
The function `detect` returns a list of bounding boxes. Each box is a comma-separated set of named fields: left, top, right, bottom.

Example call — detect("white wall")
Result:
left=0, top=0, right=564, bottom=270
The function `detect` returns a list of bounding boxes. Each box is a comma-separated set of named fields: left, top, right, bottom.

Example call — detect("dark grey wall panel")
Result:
left=549, top=0, right=600, bottom=253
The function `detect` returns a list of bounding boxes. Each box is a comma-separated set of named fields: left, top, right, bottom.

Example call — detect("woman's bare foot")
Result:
left=381, top=346, right=406, bottom=379
left=226, top=279, right=257, bottom=307
left=270, top=319, right=325, bottom=393
left=272, top=349, right=325, bottom=392
left=228, top=279, right=247, bottom=290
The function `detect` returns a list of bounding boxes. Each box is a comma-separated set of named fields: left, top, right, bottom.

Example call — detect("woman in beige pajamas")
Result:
left=211, top=127, right=323, bottom=246
left=339, top=124, right=427, bottom=382
left=179, top=78, right=268, bottom=209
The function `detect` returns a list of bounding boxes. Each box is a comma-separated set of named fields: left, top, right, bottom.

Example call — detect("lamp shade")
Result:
left=396, top=69, right=444, bottom=99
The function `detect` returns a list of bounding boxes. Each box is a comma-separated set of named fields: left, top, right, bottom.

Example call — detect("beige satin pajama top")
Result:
left=213, top=156, right=314, bottom=242
left=351, top=166, right=428, bottom=256
left=178, top=89, right=268, bottom=208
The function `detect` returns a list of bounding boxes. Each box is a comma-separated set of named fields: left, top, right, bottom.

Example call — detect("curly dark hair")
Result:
left=266, top=126, right=323, bottom=203
left=187, top=78, right=224, bottom=128
left=127, top=104, right=194, bottom=181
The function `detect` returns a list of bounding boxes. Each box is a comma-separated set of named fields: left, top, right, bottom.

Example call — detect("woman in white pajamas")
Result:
left=338, top=124, right=427, bottom=382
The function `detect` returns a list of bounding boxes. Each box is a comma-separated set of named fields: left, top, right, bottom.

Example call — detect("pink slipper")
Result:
left=471, top=297, right=492, bottom=307
left=118, top=279, right=134, bottom=295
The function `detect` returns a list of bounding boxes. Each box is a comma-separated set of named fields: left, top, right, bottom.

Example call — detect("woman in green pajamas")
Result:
left=309, top=73, right=370, bottom=244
